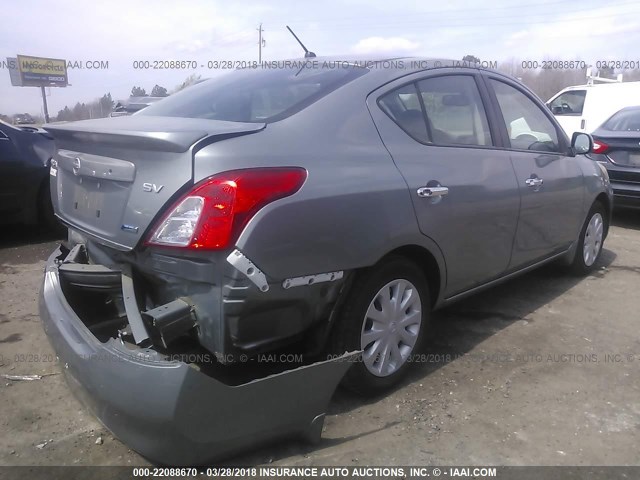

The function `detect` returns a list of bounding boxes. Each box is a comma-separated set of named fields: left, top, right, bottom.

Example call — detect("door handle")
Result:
left=525, top=177, right=544, bottom=188
left=417, top=186, right=449, bottom=198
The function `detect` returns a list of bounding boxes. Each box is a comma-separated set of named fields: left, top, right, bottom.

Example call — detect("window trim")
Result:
left=375, top=72, right=500, bottom=151
left=481, top=74, right=570, bottom=155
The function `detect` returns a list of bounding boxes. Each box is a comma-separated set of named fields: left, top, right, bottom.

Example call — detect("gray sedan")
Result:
left=39, top=57, right=612, bottom=463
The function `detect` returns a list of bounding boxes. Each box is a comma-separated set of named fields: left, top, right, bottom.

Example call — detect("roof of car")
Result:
left=277, top=55, right=479, bottom=69
left=255, top=55, right=503, bottom=85
left=562, top=81, right=640, bottom=90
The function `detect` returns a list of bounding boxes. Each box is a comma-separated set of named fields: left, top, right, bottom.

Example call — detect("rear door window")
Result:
left=417, top=75, right=492, bottom=146
left=378, top=75, right=493, bottom=147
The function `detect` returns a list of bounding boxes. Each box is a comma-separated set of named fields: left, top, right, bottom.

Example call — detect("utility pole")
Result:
left=257, top=23, right=265, bottom=63
left=40, top=85, right=50, bottom=123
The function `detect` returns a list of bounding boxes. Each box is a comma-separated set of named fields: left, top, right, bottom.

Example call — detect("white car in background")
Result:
left=547, top=76, right=640, bottom=137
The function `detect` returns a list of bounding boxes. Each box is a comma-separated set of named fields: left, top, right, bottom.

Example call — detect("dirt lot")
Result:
left=1, top=211, right=639, bottom=467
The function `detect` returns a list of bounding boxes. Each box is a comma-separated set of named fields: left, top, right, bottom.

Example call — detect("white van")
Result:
left=547, top=76, right=640, bottom=137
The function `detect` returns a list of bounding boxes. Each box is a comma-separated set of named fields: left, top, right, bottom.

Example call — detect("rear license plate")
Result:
left=628, top=154, right=640, bottom=167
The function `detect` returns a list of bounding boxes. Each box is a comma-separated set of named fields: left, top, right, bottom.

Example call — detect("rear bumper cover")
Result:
left=599, top=160, right=640, bottom=208
left=611, top=181, right=640, bottom=208
left=40, top=247, right=355, bottom=465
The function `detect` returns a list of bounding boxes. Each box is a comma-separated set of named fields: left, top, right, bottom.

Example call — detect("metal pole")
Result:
left=40, top=85, right=50, bottom=123
left=258, top=23, right=263, bottom=63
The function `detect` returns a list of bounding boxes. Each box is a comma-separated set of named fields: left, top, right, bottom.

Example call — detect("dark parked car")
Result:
left=39, top=58, right=612, bottom=463
left=590, top=106, right=640, bottom=208
left=0, top=119, right=57, bottom=227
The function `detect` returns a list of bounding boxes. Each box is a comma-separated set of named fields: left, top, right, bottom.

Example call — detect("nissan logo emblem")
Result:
left=73, top=157, right=81, bottom=176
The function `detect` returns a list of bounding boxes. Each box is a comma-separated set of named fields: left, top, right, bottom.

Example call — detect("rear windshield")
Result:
left=139, top=65, right=368, bottom=123
left=602, top=108, right=640, bottom=131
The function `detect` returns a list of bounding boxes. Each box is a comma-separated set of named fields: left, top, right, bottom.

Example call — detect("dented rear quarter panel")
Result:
left=192, top=76, right=447, bottom=291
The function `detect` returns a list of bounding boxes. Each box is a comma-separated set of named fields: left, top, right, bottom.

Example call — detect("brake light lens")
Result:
left=592, top=140, right=609, bottom=154
left=147, top=168, right=307, bottom=250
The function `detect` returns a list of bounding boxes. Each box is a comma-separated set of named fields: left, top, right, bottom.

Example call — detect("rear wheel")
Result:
left=570, top=202, right=607, bottom=275
left=330, top=257, right=430, bottom=395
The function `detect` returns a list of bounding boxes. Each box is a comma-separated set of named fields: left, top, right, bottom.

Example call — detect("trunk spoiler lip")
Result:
left=44, top=116, right=266, bottom=153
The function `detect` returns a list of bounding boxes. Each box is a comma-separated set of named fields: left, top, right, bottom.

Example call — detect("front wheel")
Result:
left=570, top=202, right=607, bottom=275
left=330, top=257, right=430, bottom=396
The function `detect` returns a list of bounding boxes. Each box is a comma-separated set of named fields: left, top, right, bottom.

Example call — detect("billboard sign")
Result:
left=16, top=54, right=68, bottom=87
left=6, top=57, right=22, bottom=86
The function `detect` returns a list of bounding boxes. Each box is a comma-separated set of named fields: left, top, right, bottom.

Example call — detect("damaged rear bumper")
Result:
left=39, top=246, right=355, bottom=465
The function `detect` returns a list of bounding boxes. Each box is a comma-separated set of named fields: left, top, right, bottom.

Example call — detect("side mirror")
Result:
left=571, top=132, right=592, bottom=155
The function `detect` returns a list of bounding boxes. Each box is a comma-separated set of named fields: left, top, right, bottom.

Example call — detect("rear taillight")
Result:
left=592, top=140, right=609, bottom=154
left=146, top=168, right=307, bottom=250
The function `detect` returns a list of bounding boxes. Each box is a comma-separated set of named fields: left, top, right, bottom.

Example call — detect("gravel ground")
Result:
left=0, top=210, right=639, bottom=466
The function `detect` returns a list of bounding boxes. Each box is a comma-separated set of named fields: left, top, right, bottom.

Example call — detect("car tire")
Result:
left=570, top=202, right=607, bottom=275
left=330, top=256, right=430, bottom=396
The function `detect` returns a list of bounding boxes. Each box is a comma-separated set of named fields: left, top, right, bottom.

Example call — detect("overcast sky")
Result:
left=2, top=0, right=639, bottom=116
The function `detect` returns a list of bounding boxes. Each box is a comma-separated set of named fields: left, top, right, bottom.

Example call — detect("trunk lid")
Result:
left=594, top=133, right=640, bottom=170
left=45, top=116, right=264, bottom=250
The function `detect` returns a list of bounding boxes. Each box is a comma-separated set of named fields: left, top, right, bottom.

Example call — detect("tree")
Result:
left=173, top=74, right=202, bottom=93
left=55, top=106, right=72, bottom=122
left=99, top=93, right=114, bottom=116
left=151, top=84, right=168, bottom=97
left=131, top=86, right=147, bottom=97
left=72, top=102, right=90, bottom=120
left=598, top=65, right=616, bottom=80
left=462, top=55, right=481, bottom=64
left=53, top=92, right=117, bottom=121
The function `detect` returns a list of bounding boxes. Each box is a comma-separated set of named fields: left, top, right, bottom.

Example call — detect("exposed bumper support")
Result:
left=226, top=248, right=270, bottom=292
left=120, top=265, right=152, bottom=345
left=141, top=299, right=196, bottom=348
left=283, top=271, right=344, bottom=289
left=40, top=247, right=356, bottom=465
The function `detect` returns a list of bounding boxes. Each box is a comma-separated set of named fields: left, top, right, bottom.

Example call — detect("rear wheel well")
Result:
left=380, top=245, right=441, bottom=308
left=317, top=244, right=442, bottom=354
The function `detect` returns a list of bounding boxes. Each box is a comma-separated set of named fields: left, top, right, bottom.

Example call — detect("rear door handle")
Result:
left=525, top=177, right=544, bottom=188
left=417, top=186, right=449, bottom=198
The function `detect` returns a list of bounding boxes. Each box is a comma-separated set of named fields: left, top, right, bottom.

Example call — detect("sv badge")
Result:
left=142, top=183, right=164, bottom=193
